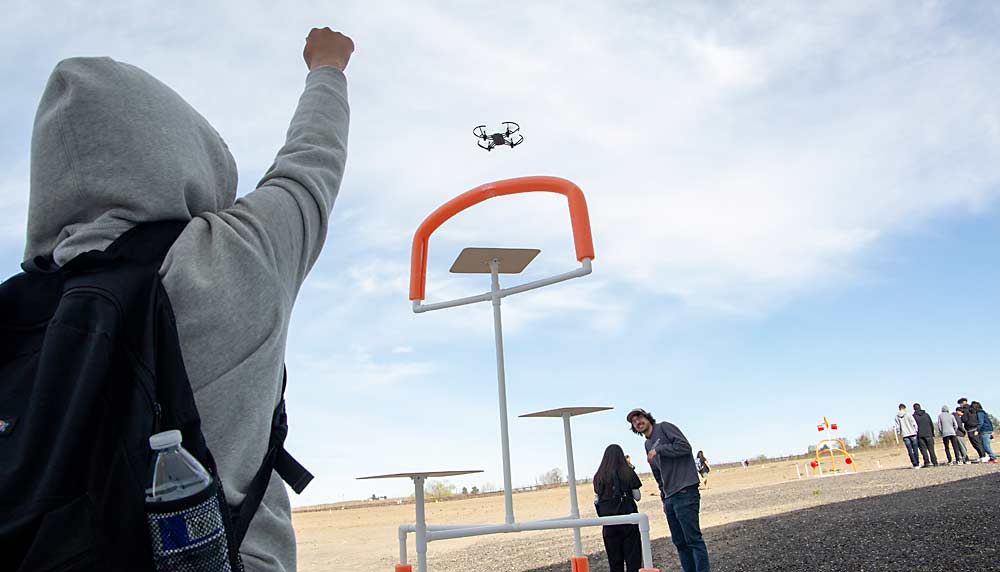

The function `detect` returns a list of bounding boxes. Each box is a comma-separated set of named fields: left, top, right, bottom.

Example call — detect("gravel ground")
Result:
left=426, top=464, right=1000, bottom=572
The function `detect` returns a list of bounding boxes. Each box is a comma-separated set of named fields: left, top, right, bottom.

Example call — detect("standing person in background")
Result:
left=953, top=407, right=970, bottom=463
left=958, top=398, right=985, bottom=461
left=895, top=404, right=920, bottom=469
left=972, top=402, right=997, bottom=464
left=938, top=405, right=963, bottom=465
left=627, top=408, right=710, bottom=572
left=912, top=403, right=938, bottom=467
left=593, top=445, right=643, bottom=572
left=696, top=451, right=711, bottom=489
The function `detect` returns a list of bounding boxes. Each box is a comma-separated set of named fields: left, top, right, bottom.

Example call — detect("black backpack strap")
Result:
left=231, top=367, right=313, bottom=545
left=105, top=221, right=189, bottom=263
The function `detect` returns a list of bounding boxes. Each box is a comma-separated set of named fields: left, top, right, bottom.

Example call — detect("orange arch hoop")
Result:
left=408, top=176, right=596, bottom=301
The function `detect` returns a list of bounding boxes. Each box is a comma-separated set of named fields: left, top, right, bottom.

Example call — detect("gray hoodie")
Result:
left=25, top=57, right=349, bottom=572
left=895, top=410, right=917, bottom=438
left=938, top=406, right=959, bottom=437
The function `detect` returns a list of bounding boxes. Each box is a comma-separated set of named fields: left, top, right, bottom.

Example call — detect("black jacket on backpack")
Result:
left=960, top=405, right=979, bottom=432
left=913, top=409, right=935, bottom=439
left=0, top=223, right=309, bottom=572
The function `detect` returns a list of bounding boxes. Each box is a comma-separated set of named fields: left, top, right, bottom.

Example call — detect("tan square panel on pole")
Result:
left=449, top=248, right=540, bottom=274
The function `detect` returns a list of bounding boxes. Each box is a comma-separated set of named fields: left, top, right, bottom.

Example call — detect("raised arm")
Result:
left=221, top=28, right=353, bottom=296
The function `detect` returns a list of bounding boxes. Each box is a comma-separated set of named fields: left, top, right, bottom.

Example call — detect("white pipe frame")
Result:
left=397, top=513, right=656, bottom=569
left=412, top=259, right=593, bottom=314
left=402, top=257, right=658, bottom=570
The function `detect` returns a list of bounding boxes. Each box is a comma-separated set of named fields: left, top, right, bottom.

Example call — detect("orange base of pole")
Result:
left=395, top=565, right=413, bottom=572
left=571, top=556, right=589, bottom=572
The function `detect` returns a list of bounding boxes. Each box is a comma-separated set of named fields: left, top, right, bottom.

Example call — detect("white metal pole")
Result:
left=490, top=258, right=515, bottom=525
left=425, top=513, right=649, bottom=541
left=398, top=526, right=408, bottom=565
left=562, top=412, right=583, bottom=556
left=638, top=513, right=654, bottom=568
left=414, top=476, right=428, bottom=572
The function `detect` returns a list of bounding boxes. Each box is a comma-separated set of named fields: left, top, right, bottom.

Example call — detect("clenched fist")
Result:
left=303, top=28, right=354, bottom=71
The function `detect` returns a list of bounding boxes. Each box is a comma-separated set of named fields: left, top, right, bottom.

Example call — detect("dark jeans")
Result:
left=968, top=431, right=985, bottom=458
left=902, top=436, right=919, bottom=467
left=917, top=436, right=938, bottom=466
left=602, top=524, right=642, bottom=572
left=942, top=435, right=964, bottom=463
left=663, top=486, right=710, bottom=572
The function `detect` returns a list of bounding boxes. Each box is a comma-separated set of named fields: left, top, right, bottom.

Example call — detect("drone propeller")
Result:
left=477, top=139, right=494, bottom=151
left=473, top=125, right=489, bottom=140
left=502, top=121, right=520, bottom=136
left=508, top=133, right=524, bottom=148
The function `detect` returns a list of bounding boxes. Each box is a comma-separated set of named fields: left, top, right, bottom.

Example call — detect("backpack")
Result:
left=595, top=472, right=637, bottom=518
left=0, top=222, right=312, bottom=571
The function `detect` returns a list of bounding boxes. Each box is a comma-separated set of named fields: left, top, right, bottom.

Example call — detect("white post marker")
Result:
left=358, top=470, right=483, bottom=572
left=519, top=406, right=614, bottom=558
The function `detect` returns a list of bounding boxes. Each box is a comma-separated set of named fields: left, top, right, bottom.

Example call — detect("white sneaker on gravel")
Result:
left=912, top=465, right=920, bottom=469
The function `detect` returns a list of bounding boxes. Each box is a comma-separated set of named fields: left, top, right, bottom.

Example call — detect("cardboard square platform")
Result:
left=449, top=247, right=540, bottom=274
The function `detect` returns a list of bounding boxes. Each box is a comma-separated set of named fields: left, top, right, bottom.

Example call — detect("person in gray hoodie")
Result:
left=21, top=27, right=353, bottom=572
left=938, top=405, right=965, bottom=464
left=894, top=403, right=919, bottom=468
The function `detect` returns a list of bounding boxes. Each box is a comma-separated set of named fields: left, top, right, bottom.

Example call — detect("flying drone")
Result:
left=473, top=122, right=523, bottom=151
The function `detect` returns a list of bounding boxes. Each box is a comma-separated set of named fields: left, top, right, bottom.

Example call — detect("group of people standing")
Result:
left=591, top=408, right=710, bottom=572
left=894, top=398, right=996, bottom=467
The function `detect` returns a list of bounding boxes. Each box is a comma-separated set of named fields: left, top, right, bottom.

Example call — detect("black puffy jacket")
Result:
left=913, top=409, right=935, bottom=438
left=960, top=405, right=979, bottom=432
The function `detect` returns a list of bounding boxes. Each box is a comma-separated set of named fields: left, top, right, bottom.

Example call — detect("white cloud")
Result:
left=289, top=344, right=435, bottom=391
left=0, top=170, right=28, bottom=243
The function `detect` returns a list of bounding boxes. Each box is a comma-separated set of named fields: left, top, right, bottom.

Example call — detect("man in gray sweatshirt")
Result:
left=628, top=408, right=709, bottom=572
left=22, top=27, right=353, bottom=572
left=938, top=405, right=965, bottom=464
left=894, top=403, right=919, bottom=468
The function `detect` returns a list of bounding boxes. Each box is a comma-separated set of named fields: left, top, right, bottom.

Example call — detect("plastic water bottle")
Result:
left=146, top=430, right=211, bottom=502
left=145, top=430, right=233, bottom=572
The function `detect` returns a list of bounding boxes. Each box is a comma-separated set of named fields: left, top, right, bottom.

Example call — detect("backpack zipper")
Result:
left=64, top=285, right=163, bottom=433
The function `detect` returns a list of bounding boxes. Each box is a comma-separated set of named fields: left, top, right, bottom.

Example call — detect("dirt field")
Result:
left=294, top=445, right=997, bottom=571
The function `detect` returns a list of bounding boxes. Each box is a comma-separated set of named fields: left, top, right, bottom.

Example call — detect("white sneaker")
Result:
left=913, top=465, right=920, bottom=469
left=982, top=457, right=991, bottom=463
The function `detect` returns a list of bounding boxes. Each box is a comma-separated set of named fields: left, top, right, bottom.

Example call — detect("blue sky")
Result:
left=2, top=1, right=998, bottom=505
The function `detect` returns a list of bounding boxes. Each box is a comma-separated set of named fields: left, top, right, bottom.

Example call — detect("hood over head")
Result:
left=942, top=405, right=950, bottom=413
left=25, top=57, right=237, bottom=265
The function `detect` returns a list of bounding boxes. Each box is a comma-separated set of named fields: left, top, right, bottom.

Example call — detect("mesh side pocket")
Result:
left=146, top=482, right=233, bottom=572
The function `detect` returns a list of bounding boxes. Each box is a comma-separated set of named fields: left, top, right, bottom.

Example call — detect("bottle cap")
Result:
left=149, top=430, right=183, bottom=450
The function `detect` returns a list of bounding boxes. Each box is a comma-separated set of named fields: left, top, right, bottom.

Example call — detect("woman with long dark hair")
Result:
left=696, top=451, right=711, bottom=488
left=593, top=444, right=643, bottom=572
